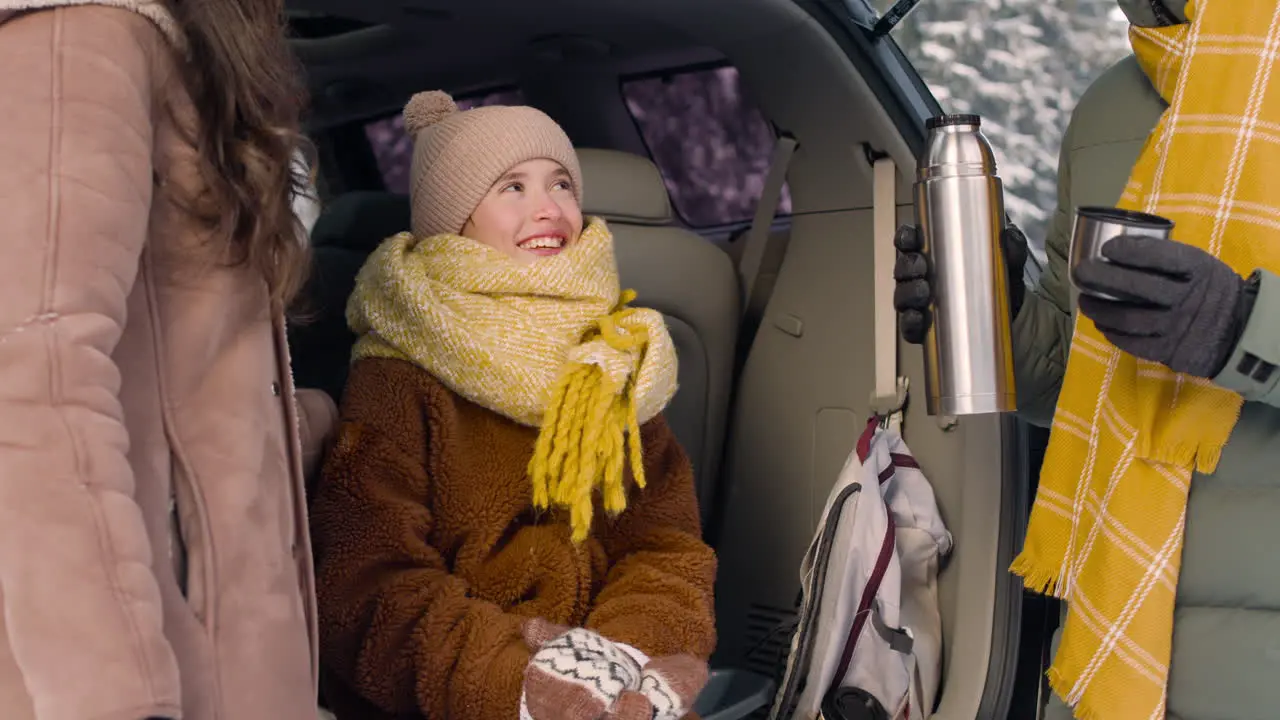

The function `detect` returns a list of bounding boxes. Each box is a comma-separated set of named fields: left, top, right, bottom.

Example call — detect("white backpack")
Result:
left=769, top=417, right=953, bottom=720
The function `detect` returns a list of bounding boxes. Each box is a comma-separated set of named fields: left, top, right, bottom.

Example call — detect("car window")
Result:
left=621, top=66, right=791, bottom=228
left=364, top=88, right=525, bottom=195
left=875, top=0, right=1130, bottom=265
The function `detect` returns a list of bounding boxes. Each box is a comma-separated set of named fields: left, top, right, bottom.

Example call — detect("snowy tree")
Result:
left=879, top=0, right=1131, bottom=258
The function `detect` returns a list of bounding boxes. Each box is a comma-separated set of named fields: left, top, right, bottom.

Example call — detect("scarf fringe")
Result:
left=1138, top=438, right=1224, bottom=476
left=1009, top=551, right=1065, bottom=598
left=528, top=291, right=650, bottom=543
left=1010, top=432, right=1224, bottom=603
left=1150, top=441, right=1221, bottom=475
left=1047, top=667, right=1100, bottom=720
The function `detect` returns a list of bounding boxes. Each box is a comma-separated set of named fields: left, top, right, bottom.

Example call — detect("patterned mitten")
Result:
left=520, top=619, right=643, bottom=720
left=590, top=655, right=710, bottom=720
left=603, top=689, right=659, bottom=719
left=637, top=654, right=709, bottom=720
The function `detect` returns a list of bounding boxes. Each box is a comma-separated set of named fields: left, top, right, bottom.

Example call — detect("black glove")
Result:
left=893, top=223, right=1029, bottom=344
left=1073, top=234, right=1256, bottom=378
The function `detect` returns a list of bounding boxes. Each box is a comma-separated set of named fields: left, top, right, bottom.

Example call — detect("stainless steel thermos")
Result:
left=913, top=113, right=1017, bottom=416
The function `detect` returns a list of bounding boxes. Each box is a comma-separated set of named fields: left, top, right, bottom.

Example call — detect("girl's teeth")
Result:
left=523, top=237, right=563, bottom=249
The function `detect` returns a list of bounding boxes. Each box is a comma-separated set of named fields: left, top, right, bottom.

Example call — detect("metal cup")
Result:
left=1068, top=206, right=1174, bottom=300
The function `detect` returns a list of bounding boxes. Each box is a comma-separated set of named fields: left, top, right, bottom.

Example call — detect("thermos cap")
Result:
left=925, top=113, right=981, bottom=130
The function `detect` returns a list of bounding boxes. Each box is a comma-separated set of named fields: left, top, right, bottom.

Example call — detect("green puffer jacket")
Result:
left=1021, top=45, right=1280, bottom=720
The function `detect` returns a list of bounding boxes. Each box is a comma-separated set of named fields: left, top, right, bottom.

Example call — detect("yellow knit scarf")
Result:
left=1011, top=2, right=1280, bottom=717
left=346, top=217, right=679, bottom=542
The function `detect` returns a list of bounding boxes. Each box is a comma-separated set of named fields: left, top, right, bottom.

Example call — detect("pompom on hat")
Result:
left=403, top=90, right=583, bottom=238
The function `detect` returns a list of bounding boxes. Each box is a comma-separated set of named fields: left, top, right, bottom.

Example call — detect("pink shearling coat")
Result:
left=0, top=3, right=336, bottom=719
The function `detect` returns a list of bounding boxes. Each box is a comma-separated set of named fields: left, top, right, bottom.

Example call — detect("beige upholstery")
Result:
left=580, top=147, right=673, bottom=225
left=578, top=148, right=739, bottom=516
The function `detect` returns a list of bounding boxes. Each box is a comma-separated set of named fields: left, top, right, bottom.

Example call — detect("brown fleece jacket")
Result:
left=310, top=357, right=717, bottom=720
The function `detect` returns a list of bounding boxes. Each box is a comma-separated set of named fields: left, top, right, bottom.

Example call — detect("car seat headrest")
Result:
left=577, top=148, right=673, bottom=226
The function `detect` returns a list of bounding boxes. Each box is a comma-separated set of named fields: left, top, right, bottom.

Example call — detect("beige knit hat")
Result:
left=402, top=91, right=583, bottom=238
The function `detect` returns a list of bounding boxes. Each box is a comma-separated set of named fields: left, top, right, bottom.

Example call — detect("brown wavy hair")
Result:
left=166, top=0, right=312, bottom=308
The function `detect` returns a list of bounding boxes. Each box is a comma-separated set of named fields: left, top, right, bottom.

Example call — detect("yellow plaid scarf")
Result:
left=1011, top=2, right=1280, bottom=717
left=347, top=217, right=679, bottom=541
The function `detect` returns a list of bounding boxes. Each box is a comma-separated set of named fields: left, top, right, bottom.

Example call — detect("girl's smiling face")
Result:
left=461, top=158, right=583, bottom=264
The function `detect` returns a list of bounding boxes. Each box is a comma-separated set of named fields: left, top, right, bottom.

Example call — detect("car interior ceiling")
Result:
left=287, top=0, right=1030, bottom=716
